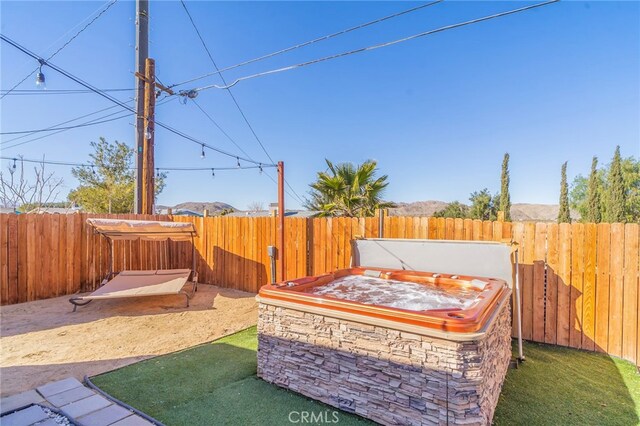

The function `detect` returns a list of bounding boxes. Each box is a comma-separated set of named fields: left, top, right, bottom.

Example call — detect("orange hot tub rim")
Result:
left=258, top=266, right=510, bottom=334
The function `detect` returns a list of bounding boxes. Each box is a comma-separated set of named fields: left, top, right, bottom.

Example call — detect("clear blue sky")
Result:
left=1, top=1, right=638, bottom=210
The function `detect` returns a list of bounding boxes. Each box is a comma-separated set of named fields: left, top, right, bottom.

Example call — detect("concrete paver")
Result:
left=0, top=404, right=48, bottom=426
left=0, top=390, right=45, bottom=415
left=2, top=377, right=159, bottom=426
left=37, top=378, right=84, bottom=398
left=46, top=386, right=95, bottom=407
left=77, top=403, right=133, bottom=426
left=61, top=394, right=111, bottom=418
left=110, top=414, right=155, bottom=426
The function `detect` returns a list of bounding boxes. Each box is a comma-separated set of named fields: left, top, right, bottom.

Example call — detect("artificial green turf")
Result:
left=92, top=327, right=639, bottom=426
left=494, top=341, right=640, bottom=426
left=91, top=327, right=372, bottom=426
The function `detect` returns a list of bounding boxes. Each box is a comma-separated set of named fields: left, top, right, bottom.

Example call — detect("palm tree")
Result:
left=306, top=159, right=395, bottom=217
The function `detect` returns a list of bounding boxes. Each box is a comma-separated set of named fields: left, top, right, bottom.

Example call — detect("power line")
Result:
left=1, top=97, right=175, bottom=150
left=0, top=34, right=274, bottom=167
left=169, top=0, right=444, bottom=90
left=193, top=0, right=559, bottom=92
left=0, top=156, right=276, bottom=172
left=1, top=0, right=118, bottom=99
left=191, top=100, right=305, bottom=205
left=191, top=99, right=252, bottom=159
left=1, top=103, right=124, bottom=145
left=1, top=115, right=131, bottom=135
left=1, top=88, right=135, bottom=96
left=180, top=0, right=275, bottom=164
left=180, top=0, right=305, bottom=204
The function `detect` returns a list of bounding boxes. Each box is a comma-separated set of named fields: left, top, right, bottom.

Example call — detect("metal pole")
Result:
left=134, top=0, right=149, bottom=214
left=514, top=249, right=525, bottom=361
left=378, top=208, right=384, bottom=238
left=277, top=161, right=285, bottom=282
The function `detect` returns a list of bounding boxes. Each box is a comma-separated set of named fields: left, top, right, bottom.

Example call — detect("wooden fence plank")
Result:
left=7, top=214, right=18, bottom=304
left=0, top=214, right=8, bottom=305
left=428, top=217, right=437, bottom=239
left=608, top=223, right=625, bottom=357
left=557, top=223, right=572, bottom=347
left=622, top=223, right=638, bottom=364
left=511, top=222, right=525, bottom=338
left=522, top=222, right=535, bottom=340
left=570, top=223, right=585, bottom=349
left=532, top=223, right=547, bottom=342
left=545, top=223, right=559, bottom=344
left=595, top=223, right=611, bottom=353
left=582, top=223, right=597, bottom=351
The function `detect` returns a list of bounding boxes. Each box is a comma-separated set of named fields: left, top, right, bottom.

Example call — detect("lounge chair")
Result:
left=70, top=219, right=198, bottom=311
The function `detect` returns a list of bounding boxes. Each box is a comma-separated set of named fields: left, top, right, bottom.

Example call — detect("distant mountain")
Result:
left=389, top=201, right=449, bottom=217
left=157, top=201, right=236, bottom=215
left=160, top=200, right=578, bottom=222
left=390, top=201, right=579, bottom=222
left=510, top=203, right=580, bottom=222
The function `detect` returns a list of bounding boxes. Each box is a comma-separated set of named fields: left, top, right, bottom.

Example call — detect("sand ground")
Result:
left=0, top=284, right=258, bottom=397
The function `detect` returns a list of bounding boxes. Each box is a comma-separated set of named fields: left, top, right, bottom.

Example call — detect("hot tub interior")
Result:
left=305, top=274, right=480, bottom=311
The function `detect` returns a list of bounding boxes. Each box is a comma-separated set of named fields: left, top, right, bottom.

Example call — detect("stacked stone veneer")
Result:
left=257, top=300, right=511, bottom=426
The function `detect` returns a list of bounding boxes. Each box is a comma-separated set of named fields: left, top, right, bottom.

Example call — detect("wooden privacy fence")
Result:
left=0, top=214, right=638, bottom=367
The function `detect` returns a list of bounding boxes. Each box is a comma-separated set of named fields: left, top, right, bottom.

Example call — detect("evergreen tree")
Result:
left=558, top=162, right=571, bottom=223
left=584, top=156, right=601, bottom=223
left=469, top=189, right=497, bottom=221
left=499, top=153, right=512, bottom=221
left=433, top=201, right=469, bottom=219
left=607, top=146, right=626, bottom=222
left=69, top=138, right=166, bottom=213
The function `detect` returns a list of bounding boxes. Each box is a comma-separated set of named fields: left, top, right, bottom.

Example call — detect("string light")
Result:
left=35, top=59, right=46, bottom=89
left=12, top=158, right=17, bottom=170
left=211, top=168, right=215, bottom=178
left=156, top=168, right=160, bottom=178
left=259, top=163, right=263, bottom=174
left=200, top=144, right=205, bottom=159
left=236, top=157, right=241, bottom=168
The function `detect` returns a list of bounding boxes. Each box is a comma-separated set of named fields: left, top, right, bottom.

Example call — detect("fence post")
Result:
left=378, top=209, right=385, bottom=238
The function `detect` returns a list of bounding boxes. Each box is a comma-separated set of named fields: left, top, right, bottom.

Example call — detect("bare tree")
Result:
left=247, top=201, right=265, bottom=213
left=0, top=157, right=65, bottom=212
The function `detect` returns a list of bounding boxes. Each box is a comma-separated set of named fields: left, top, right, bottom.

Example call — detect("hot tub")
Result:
left=257, top=267, right=512, bottom=425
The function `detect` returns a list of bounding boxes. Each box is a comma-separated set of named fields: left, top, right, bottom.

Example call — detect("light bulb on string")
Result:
left=259, top=164, right=263, bottom=174
left=35, top=60, right=46, bottom=90
left=211, top=168, right=215, bottom=179
left=200, top=144, right=206, bottom=159
left=12, top=158, right=17, bottom=170
left=156, top=168, right=160, bottom=178
left=236, top=157, right=241, bottom=168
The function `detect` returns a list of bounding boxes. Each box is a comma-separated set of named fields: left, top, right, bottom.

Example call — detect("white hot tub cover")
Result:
left=86, top=218, right=196, bottom=241
left=352, top=238, right=515, bottom=288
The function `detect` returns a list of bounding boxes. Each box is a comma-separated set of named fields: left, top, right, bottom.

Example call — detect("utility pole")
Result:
left=277, top=161, right=285, bottom=281
left=141, top=58, right=155, bottom=215
left=134, top=0, right=149, bottom=214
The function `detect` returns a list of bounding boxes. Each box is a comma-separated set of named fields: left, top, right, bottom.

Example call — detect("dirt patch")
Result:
left=0, top=285, right=257, bottom=396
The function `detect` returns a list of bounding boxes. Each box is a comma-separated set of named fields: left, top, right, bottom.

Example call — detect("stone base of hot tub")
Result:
left=257, top=302, right=511, bottom=426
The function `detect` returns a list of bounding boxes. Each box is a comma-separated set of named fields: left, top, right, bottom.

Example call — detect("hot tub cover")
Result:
left=87, top=218, right=196, bottom=241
